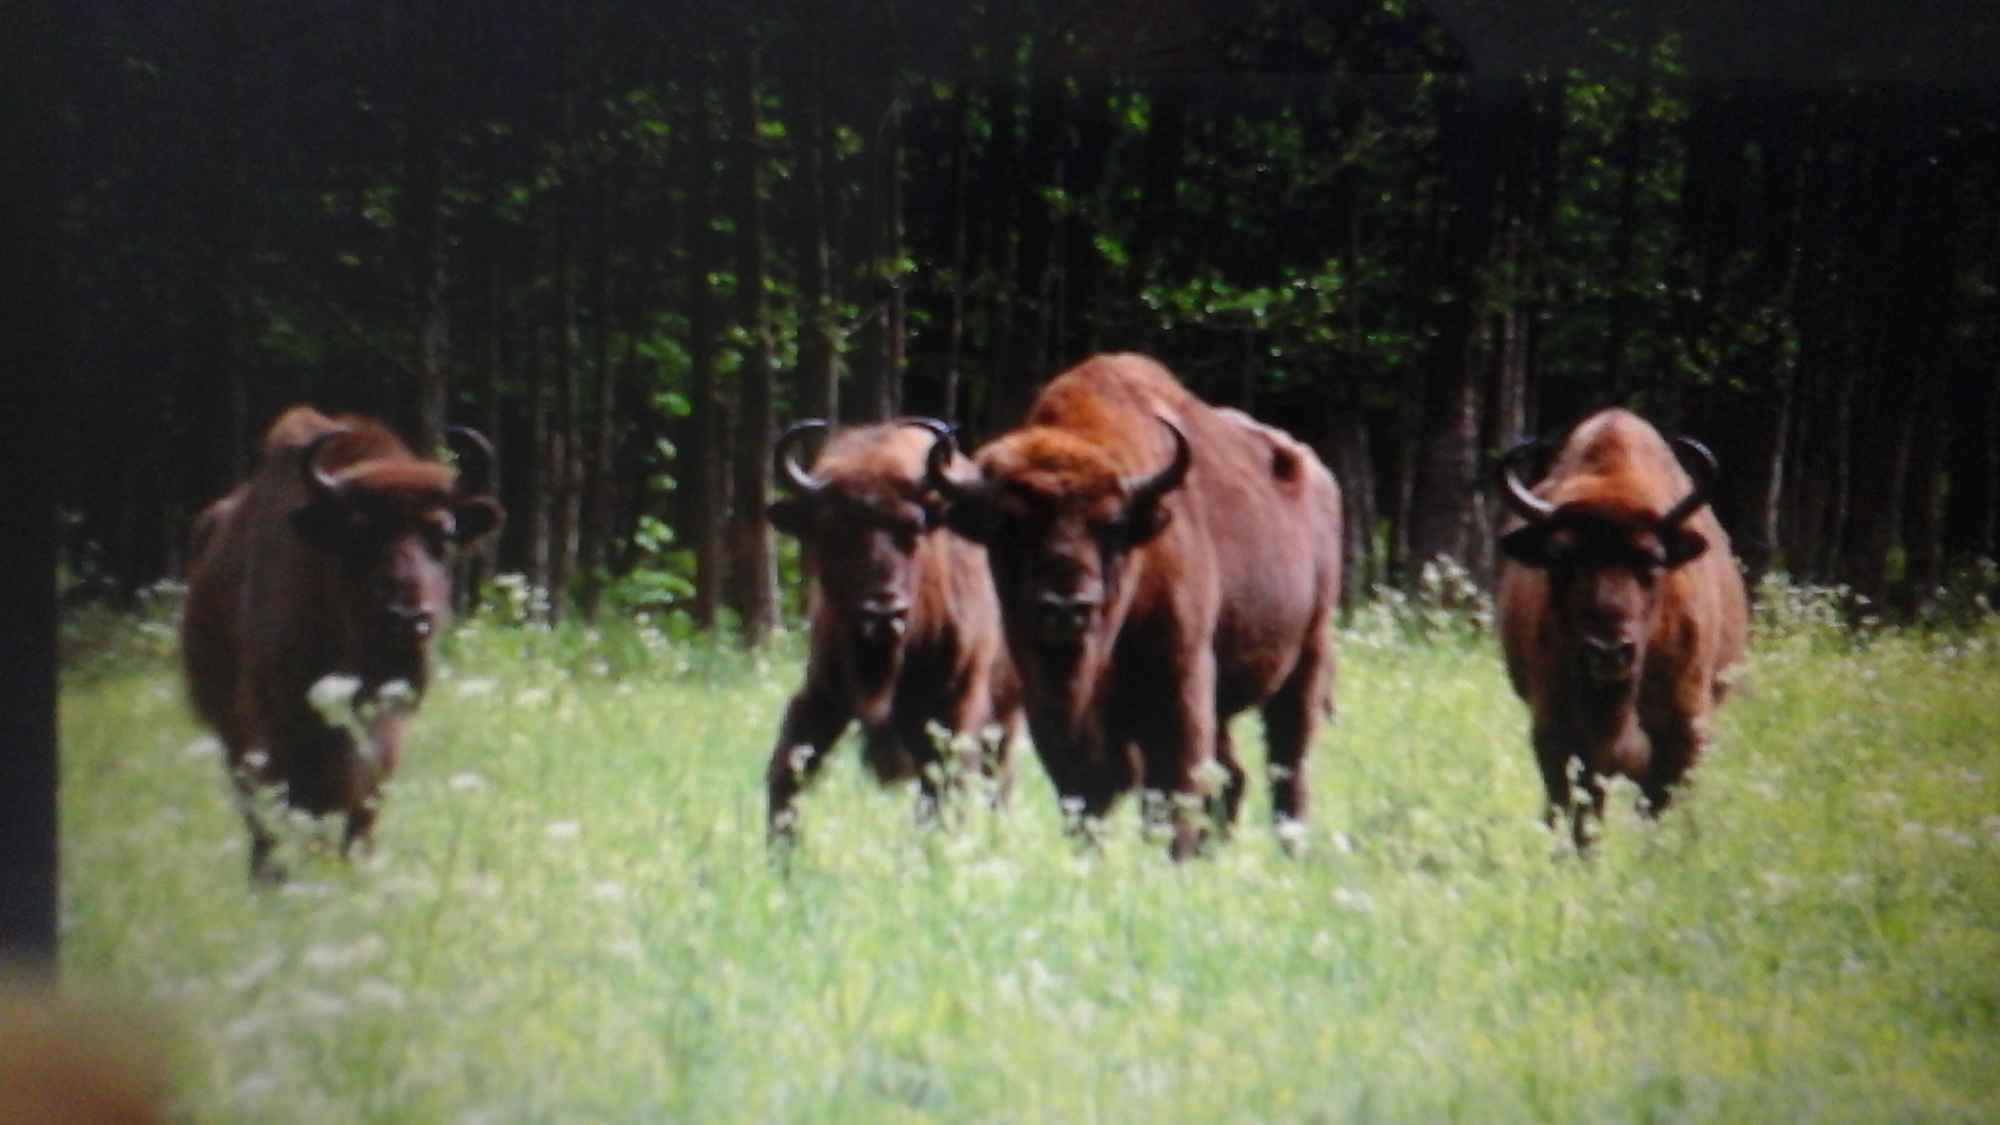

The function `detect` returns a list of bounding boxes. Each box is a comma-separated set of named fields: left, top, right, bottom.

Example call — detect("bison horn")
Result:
left=1123, top=416, right=1192, bottom=508
left=1497, top=438, right=1556, bottom=523
left=1659, top=436, right=1719, bottom=527
left=446, top=425, right=497, bottom=494
left=901, top=416, right=957, bottom=450
left=922, top=424, right=987, bottom=503
left=300, top=430, right=347, bottom=501
left=774, top=420, right=830, bottom=494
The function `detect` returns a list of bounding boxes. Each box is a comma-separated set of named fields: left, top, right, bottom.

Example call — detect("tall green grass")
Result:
left=59, top=581, right=2000, bottom=1121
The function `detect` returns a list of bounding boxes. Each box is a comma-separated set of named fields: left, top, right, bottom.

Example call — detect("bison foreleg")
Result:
left=765, top=689, right=853, bottom=843
left=1534, top=730, right=1605, bottom=854
left=1637, top=715, right=1704, bottom=820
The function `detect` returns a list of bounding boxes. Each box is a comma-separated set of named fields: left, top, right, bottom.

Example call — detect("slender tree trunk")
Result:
left=685, top=52, right=726, bottom=630
left=548, top=80, right=580, bottom=624
left=1602, top=27, right=1657, bottom=399
left=794, top=42, right=840, bottom=424
left=728, top=32, right=778, bottom=646
left=580, top=154, right=619, bottom=615
left=400, top=0, right=450, bottom=453
left=943, top=84, right=970, bottom=422
left=1409, top=78, right=1512, bottom=576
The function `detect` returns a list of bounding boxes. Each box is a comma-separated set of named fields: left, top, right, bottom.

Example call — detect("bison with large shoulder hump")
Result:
left=763, top=418, right=1022, bottom=841
left=1494, top=408, right=1748, bottom=849
left=181, top=406, right=503, bottom=882
left=926, top=354, right=1343, bottom=859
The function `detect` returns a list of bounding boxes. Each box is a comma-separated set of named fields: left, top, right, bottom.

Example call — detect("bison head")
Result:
left=925, top=416, right=1189, bottom=669
left=290, top=426, right=503, bottom=689
left=767, top=418, right=963, bottom=714
left=1497, top=436, right=1715, bottom=687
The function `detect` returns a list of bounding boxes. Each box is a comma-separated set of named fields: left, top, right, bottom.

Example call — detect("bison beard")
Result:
left=1494, top=408, right=1749, bottom=850
left=181, top=407, right=502, bottom=883
left=926, top=353, right=1343, bottom=860
left=762, top=418, right=1022, bottom=842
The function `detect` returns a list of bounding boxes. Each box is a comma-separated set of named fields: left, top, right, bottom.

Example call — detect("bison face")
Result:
left=928, top=418, right=1189, bottom=660
left=769, top=488, right=935, bottom=648
left=291, top=431, right=503, bottom=688
left=1498, top=435, right=1715, bottom=688
left=1502, top=515, right=1706, bottom=685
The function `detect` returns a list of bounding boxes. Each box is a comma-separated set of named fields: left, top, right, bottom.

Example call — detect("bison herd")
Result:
left=180, top=353, right=1748, bottom=881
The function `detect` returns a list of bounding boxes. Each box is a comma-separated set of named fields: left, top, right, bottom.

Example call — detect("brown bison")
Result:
left=763, top=418, right=1022, bottom=840
left=181, top=406, right=503, bottom=881
left=1494, top=408, right=1749, bottom=849
left=926, top=354, right=1343, bottom=859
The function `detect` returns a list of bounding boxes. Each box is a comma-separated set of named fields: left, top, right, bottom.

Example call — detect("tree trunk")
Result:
left=942, top=85, right=970, bottom=423
left=685, top=52, right=726, bottom=630
left=1408, top=78, right=1512, bottom=576
left=399, top=0, right=450, bottom=454
left=794, top=41, right=840, bottom=425
left=728, top=33, right=778, bottom=647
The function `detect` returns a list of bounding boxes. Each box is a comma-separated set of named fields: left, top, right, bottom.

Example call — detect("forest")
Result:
left=44, top=0, right=2000, bottom=638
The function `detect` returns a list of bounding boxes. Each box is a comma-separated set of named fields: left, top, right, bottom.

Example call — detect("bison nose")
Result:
left=856, top=598, right=910, bottom=643
left=1581, top=636, right=1636, bottom=682
left=1033, top=592, right=1096, bottom=644
left=386, top=603, right=436, bottom=641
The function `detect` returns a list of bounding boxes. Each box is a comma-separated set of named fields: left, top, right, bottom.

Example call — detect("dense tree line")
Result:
left=52, top=0, right=2000, bottom=637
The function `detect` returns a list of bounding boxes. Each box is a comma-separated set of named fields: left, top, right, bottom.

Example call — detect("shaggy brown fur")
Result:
left=764, top=420, right=1022, bottom=841
left=181, top=406, right=502, bottom=882
left=931, top=354, right=1343, bottom=859
left=1495, top=408, right=1749, bottom=848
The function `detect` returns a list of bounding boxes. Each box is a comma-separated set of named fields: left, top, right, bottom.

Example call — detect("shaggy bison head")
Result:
left=1497, top=435, right=1716, bottom=687
left=924, top=416, right=1190, bottom=661
left=290, top=426, right=503, bottom=687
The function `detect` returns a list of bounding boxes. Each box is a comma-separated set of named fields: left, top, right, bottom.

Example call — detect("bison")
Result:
left=181, top=406, right=503, bottom=882
left=925, top=353, right=1343, bottom=859
left=763, top=418, right=1022, bottom=841
left=1494, top=408, right=1749, bottom=849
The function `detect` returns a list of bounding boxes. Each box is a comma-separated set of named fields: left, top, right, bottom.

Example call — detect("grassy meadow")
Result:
left=57, top=581, right=2000, bottom=1122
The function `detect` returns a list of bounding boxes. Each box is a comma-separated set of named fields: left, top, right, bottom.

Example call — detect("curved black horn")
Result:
left=1123, top=416, right=1192, bottom=509
left=1496, top=438, right=1556, bottom=523
left=1659, top=435, right=1719, bottom=527
left=445, top=425, right=496, bottom=493
left=901, top=416, right=958, bottom=451
left=300, top=430, right=346, bottom=501
left=774, top=420, right=831, bottom=494
left=921, top=422, right=986, bottom=503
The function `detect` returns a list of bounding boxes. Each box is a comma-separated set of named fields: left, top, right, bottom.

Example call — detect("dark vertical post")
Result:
left=3, top=0, right=64, bottom=971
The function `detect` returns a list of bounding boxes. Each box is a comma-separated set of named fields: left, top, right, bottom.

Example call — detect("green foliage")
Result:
left=59, top=598, right=2000, bottom=1121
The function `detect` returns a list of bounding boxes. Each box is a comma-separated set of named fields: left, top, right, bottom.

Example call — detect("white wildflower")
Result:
left=307, top=674, right=362, bottom=723
left=221, top=1013, right=273, bottom=1043
left=591, top=881, right=626, bottom=902
left=225, top=950, right=284, bottom=993
left=545, top=819, right=581, bottom=841
left=356, top=978, right=406, bottom=1011
left=233, top=1071, right=279, bottom=1105
left=374, top=679, right=418, bottom=714
left=455, top=678, right=497, bottom=699
left=296, top=988, right=348, bottom=1019
left=182, top=736, right=221, bottom=759
left=1331, top=886, right=1375, bottom=913
left=448, top=771, right=489, bottom=794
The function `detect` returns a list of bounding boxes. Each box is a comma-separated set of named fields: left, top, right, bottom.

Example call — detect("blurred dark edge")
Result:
left=1, top=0, right=67, bottom=972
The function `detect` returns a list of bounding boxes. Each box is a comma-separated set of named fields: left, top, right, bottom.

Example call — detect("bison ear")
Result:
left=1661, top=524, right=1709, bottom=568
left=766, top=497, right=812, bottom=537
left=1498, top=523, right=1556, bottom=568
left=452, top=497, right=503, bottom=546
left=290, top=500, right=357, bottom=553
left=940, top=494, right=1000, bottom=545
